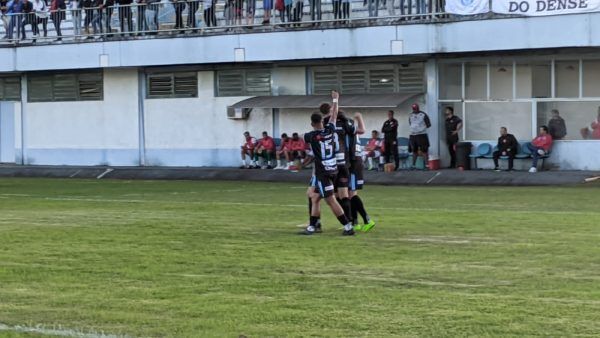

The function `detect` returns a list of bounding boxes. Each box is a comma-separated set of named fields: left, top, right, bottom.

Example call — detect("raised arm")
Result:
left=330, top=90, right=339, bottom=124
left=354, top=112, right=366, bottom=135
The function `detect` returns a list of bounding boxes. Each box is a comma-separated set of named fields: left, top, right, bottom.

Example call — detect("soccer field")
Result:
left=0, top=178, right=599, bottom=337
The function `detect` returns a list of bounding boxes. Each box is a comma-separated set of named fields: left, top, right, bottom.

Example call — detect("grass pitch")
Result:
left=0, top=178, right=599, bottom=337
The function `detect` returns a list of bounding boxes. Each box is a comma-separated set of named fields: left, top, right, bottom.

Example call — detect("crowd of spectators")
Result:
left=1, top=0, right=444, bottom=41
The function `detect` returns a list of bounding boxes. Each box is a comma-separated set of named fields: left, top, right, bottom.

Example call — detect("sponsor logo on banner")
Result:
left=492, top=0, right=600, bottom=15
left=445, top=0, right=490, bottom=14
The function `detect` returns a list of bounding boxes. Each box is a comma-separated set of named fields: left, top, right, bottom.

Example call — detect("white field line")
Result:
left=426, top=172, right=442, bottom=184
left=0, top=323, right=127, bottom=338
left=96, top=168, right=114, bottom=180
left=1, top=193, right=599, bottom=216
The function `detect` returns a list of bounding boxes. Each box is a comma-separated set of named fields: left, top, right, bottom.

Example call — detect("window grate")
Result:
left=216, top=69, right=271, bottom=97
left=147, top=72, right=198, bottom=99
left=28, top=71, right=103, bottom=102
left=0, top=76, right=22, bottom=101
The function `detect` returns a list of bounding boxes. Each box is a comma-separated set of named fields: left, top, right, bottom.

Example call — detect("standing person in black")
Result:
left=186, top=0, right=198, bottom=31
left=492, top=127, right=518, bottom=171
left=171, top=0, right=185, bottom=31
left=381, top=110, right=399, bottom=170
left=116, top=0, right=133, bottom=35
left=102, top=0, right=115, bottom=37
left=82, top=0, right=94, bottom=35
left=444, top=106, right=462, bottom=168
left=49, top=0, right=66, bottom=40
left=20, top=0, right=35, bottom=40
left=548, top=109, right=567, bottom=140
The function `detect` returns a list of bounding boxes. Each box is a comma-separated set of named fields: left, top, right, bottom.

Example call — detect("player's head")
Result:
left=262, top=131, right=268, bottom=138
left=412, top=103, right=420, bottom=113
left=281, top=133, right=288, bottom=139
left=292, top=132, right=299, bottom=140
left=551, top=109, right=560, bottom=118
left=243, top=131, right=250, bottom=139
left=319, top=103, right=331, bottom=115
left=387, top=110, right=394, bottom=120
left=500, top=127, right=507, bottom=136
left=445, top=106, right=454, bottom=117
left=311, top=112, right=323, bottom=129
left=539, top=125, right=549, bottom=135
left=371, top=130, right=379, bottom=138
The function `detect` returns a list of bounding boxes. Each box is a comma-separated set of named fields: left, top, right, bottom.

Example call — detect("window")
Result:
left=311, top=64, right=425, bottom=95
left=537, top=101, right=600, bottom=140
left=465, top=62, right=487, bottom=100
left=0, top=76, right=21, bottom=101
left=147, top=72, right=198, bottom=99
left=490, top=62, right=513, bottom=99
left=555, top=60, right=579, bottom=98
left=216, top=69, right=271, bottom=96
left=28, top=71, right=103, bottom=102
left=465, top=102, right=532, bottom=140
left=582, top=60, right=600, bottom=98
left=438, top=63, right=462, bottom=100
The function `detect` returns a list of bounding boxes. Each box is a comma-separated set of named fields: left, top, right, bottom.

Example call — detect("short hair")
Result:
left=372, top=130, right=379, bottom=134
left=281, top=133, right=288, bottom=138
left=292, top=132, right=299, bottom=137
left=540, top=125, right=549, bottom=133
left=388, top=110, right=394, bottom=115
left=446, top=107, right=454, bottom=113
left=551, top=109, right=559, bottom=114
left=243, top=131, right=250, bottom=136
left=311, top=113, right=323, bottom=124
left=319, top=103, right=331, bottom=115
left=262, top=131, right=268, bottom=135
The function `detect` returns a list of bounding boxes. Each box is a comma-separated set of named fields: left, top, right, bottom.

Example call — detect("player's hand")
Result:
left=354, top=112, right=362, bottom=119
left=331, top=90, right=339, bottom=100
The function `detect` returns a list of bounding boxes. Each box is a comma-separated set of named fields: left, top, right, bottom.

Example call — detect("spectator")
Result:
left=581, top=108, right=600, bottom=140
left=240, top=131, right=257, bottom=169
left=262, top=0, right=273, bottom=24
left=146, top=0, right=159, bottom=33
left=444, top=106, right=462, bottom=168
left=492, top=127, right=518, bottom=171
left=82, top=0, right=94, bottom=36
left=291, top=0, right=302, bottom=25
left=527, top=125, right=553, bottom=173
left=366, top=0, right=378, bottom=17
left=102, top=0, right=114, bottom=37
left=33, top=0, right=49, bottom=38
left=408, top=103, right=431, bottom=170
left=387, top=0, right=396, bottom=16
left=246, top=0, right=255, bottom=25
left=170, top=0, right=185, bottom=31
left=362, top=130, right=384, bottom=171
left=332, top=0, right=341, bottom=21
left=548, top=109, right=567, bottom=140
left=415, top=0, right=425, bottom=16
left=7, top=0, right=24, bottom=41
left=49, top=0, right=65, bottom=40
left=1, top=0, right=9, bottom=39
left=70, top=0, right=82, bottom=37
left=275, top=133, right=292, bottom=169
left=277, top=0, right=291, bottom=23
left=255, top=131, right=276, bottom=169
left=20, top=0, right=34, bottom=40
left=289, top=132, right=306, bottom=164
left=341, top=0, right=349, bottom=22
left=202, top=0, right=216, bottom=27
left=381, top=110, right=399, bottom=170
left=136, top=0, right=147, bottom=35
left=116, top=0, right=134, bottom=35
left=187, top=0, right=198, bottom=31
left=309, top=0, right=320, bottom=23
left=90, top=0, right=103, bottom=35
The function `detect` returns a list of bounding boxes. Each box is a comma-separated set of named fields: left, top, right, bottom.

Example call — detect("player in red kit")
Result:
left=240, top=131, right=257, bottom=169
left=254, top=131, right=276, bottom=169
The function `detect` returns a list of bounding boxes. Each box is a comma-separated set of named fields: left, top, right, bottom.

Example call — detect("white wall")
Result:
left=24, top=69, right=140, bottom=165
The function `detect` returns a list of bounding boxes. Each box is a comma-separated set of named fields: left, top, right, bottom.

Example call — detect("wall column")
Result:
left=425, top=59, right=440, bottom=159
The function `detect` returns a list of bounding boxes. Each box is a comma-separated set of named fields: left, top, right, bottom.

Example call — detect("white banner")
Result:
left=492, top=0, right=600, bottom=16
left=445, top=0, right=490, bottom=15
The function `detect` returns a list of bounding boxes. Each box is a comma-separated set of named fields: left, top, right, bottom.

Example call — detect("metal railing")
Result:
left=0, top=0, right=450, bottom=45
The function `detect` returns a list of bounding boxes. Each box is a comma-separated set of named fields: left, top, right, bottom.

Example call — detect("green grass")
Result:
left=0, top=178, right=599, bottom=337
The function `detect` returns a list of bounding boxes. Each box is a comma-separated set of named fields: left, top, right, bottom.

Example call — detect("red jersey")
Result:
left=242, top=137, right=257, bottom=150
left=290, top=139, right=306, bottom=151
left=280, top=138, right=292, bottom=151
left=532, top=134, right=553, bottom=151
left=592, top=119, right=600, bottom=139
left=365, top=138, right=382, bottom=152
left=259, top=136, right=276, bottom=151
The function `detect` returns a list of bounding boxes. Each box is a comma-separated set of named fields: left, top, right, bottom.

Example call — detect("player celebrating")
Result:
left=303, top=91, right=355, bottom=236
left=348, top=112, right=376, bottom=232
left=240, top=131, right=257, bottom=169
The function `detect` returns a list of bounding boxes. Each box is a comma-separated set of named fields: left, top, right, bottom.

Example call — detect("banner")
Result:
left=492, top=0, right=600, bottom=16
left=445, top=0, right=490, bottom=14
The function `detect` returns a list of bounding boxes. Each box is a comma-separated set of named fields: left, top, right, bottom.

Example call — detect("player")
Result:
left=240, top=131, right=257, bottom=169
left=274, top=133, right=292, bottom=170
left=289, top=132, right=307, bottom=164
left=254, top=131, right=276, bottom=169
left=347, top=112, right=376, bottom=232
left=362, top=130, right=385, bottom=171
left=303, top=91, right=355, bottom=236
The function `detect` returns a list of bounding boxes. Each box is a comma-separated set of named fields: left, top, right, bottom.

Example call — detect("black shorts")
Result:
left=334, top=165, right=349, bottom=190
left=349, top=159, right=364, bottom=191
left=409, top=134, right=430, bottom=153
left=310, top=173, right=337, bottom=198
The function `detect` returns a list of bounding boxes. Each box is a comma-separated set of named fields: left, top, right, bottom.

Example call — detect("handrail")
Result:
left=0, top=0, right=449, bottom=45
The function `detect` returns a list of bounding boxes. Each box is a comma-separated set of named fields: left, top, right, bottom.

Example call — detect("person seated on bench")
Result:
left=527, top=125, right=553, bottom=173
left=289, top=132, right=307, bottom=163
left=362, top=130, right=384, bottom=171
left=274, top=133, right=292, bottom=170
left=492, top=127, right=518, bottom=171
left=255, top=131, right=276, bottom=169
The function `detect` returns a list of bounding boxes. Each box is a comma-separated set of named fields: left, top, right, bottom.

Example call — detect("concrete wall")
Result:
left=23, top=69, right=140, bottom=166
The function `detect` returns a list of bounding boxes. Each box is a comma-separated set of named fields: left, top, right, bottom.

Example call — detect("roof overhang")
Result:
left=228, top=93, right=423, bottom=110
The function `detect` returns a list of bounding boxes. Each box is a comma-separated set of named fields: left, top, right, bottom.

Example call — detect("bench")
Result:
left=469, top=142, right=550, bottom=170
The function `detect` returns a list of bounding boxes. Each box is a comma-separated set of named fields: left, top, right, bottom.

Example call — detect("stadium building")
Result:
left=0, top=1, right=599, bottom=170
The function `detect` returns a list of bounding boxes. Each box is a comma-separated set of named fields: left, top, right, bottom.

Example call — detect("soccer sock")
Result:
left=309, top=216, right=319, bottom=227
left=266, top=151, right=271, bottom=162
left=351, top=200, right=358, bottom=225
left=367, top=157, right=373, bottom=168
left=308, top=197, right=312, bottom=217
left=340, top=198, right=352, bottom=221
left=336, top=214, right=350, bottom=226
left=351, top=195, right=369, bottom=224
left=253, top=152, right=259, bottom=162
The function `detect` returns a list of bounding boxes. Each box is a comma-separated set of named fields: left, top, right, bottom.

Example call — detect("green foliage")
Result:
left=0, top=178, right=599, bottom=337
